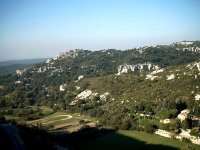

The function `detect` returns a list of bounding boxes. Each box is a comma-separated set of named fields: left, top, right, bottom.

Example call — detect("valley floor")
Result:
left=80, top=130, right=200, bottom=150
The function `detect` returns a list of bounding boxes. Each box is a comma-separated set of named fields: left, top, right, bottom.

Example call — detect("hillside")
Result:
left=0, top=41, right=200, bottom=147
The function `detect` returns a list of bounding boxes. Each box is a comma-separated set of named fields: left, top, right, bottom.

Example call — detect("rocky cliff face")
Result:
left=117, top=63, right=159, bottom=75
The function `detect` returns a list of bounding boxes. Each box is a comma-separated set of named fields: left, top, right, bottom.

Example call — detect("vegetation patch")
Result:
left=80, top=130, right=200, bottom=150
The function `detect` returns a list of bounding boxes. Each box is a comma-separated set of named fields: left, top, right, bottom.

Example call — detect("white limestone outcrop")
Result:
left=195, top=94, right=200, bottom=101
left=46, top=59, right=51, bottom=64
left=160, top=119, right=171, bottom=124
left=186, top=62, right=200, bottom=73
left=76, top=89, right=92, bottom=99
left=15, top=80, right=22, bottom=84
left=78, top=75, right=84, bottom=80
left=151, top=69, right=164, bottom=75
left=155, top=129, right=200, bottom=145
left=69, top=100, right=78, bottom=106
left=145, top=68, right=164, bottom=81
left=53, top=49, right=82, bottom=60
left=16, top=69, right=26, bottom=76
left=117, top=63, right=159, bottom=75
left=155, top=129, right=173, bottom=138
left=38, top=67, right=47, bottom=73
left=178, top=129, right=200, bottom=145
left=166, top=74, right=175, bottom=80
left=178, top=109, right=190, bottom=122
left=145, top=74, right=158, bottom=81
left=182, top=47, right=200, bottom=53
left=177, top=41, right=194, bottom=45
left=38, top=66, right=63, bottom=75
left=100, top=92, right=110, bottom=101
left=60, top=84, right=67, bottom=91
left=75, top=86, right=80, bottom=90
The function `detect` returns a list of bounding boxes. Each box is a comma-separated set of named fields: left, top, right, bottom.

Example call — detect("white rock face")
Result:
left=46, top=59, right=52, bottom=64
left=89, top=92, right=99, bottom=100
left=37, top=66, right=63, bottom=75
left=178, top=129, right=200, bottom=145
left=178, top=41, right=194, bottom=45
left=60, top=84, right=66, bottom=91
left=156, top=128, right=200, bottom=145
left=16, top=69, right=26, bottom=75
left=75, top=86, right=80, bottom=90
left=38, top=67, right=47, bottom=73
left=187, top=62, right=200, bottom=73
left=178, top=109, right=190, bottom=122
left=78, top=75, right=84, bottom=80
left=53, top=49, right=82, bottom=60
left=160, top=119, right=171, bottom=124
left=91, top=92, right=98, bottom=97
left=15, top=80, right=22, bottom=84
left=195, top=94, right=200, bottom=100
left=100, top=92, right=110, bottom=101
left=145, top=68, right=164, bottom=80
left=175, top=41, right=200, bottom=53
left=145, top=74, right=158, bottom=81
left=155, top=129, right=172, bottom=138
left=197, top=63, right=200, bottom=72
left=16, top=70, right=22, bottom=75
left=138, top=49, right=144, bottom=54
left=166, top=74, right=175, bottom=80
left=151, top=69, right=164, bottom=75
left=76, top=89, right=92, bottom=99
left=183, top=47, right=200, bottom=53
left=191, top=138, right=200, bottom=145
left=69, top=100, right=78, bottom=106
left=117, top=63, right=159, bottom=75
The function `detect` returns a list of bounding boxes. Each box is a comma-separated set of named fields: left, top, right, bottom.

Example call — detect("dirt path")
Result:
left=42, top=115, right=72, bottom=124
left=27, top=115, right=73, bottom=125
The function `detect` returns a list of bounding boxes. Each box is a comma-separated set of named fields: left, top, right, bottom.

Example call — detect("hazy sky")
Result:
left=0, top=0, right=200, bottom=61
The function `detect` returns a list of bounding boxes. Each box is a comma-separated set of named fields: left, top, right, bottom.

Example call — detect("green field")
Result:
left=80, top=130, right=200, bottom=150
left=27, top=111, right=77, bottom=126
left=26, top=111, right=95, bottom=132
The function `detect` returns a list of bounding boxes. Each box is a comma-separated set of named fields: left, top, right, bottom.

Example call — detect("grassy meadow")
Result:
left=80, top=130, right=200, bottom=150
left=26, top=110, right=95, bottom=132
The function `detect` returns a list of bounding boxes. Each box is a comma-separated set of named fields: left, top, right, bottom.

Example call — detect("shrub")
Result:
left=181, top=137, right=191, bottom=143
left=119, top=122, right=131, bottom=130
left=144, top=124, right=155, bottom=134
left=181, top=145, right=195, bottom=150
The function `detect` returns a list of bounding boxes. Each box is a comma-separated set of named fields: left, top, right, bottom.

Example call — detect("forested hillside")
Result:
left=0, top=41, right=200, bottom=146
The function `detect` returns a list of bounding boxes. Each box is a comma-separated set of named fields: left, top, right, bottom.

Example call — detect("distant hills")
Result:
left=0, top=58, right=47, bottom=75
